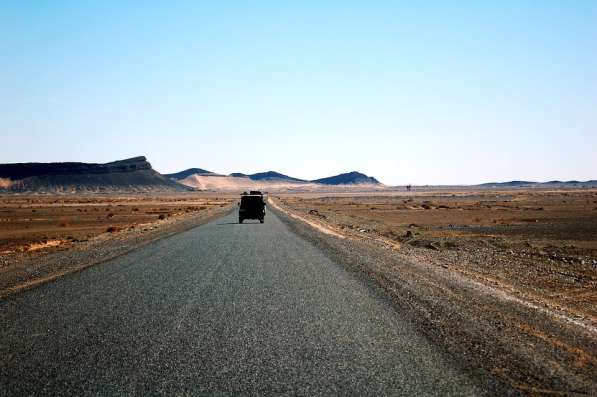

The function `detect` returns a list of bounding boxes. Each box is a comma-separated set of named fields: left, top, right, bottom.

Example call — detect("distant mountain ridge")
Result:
left=0, top=156, right=189, bottom=193
left=168, top=168, right=381, bottom=186
left=479, top=180, right=597, bottom=187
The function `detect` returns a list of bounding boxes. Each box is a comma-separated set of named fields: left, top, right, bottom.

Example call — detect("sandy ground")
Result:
left=272, top=189, right=597, bottom=394
left=0, top=193, right=235, bottom=296
left=179, top=174, right=318, bottom=191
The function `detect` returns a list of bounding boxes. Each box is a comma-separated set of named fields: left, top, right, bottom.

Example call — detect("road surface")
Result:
left=1, top=209, right=492, bottom=395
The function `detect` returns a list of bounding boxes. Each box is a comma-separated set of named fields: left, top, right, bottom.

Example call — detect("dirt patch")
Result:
left=26, top=239, right=65, bottom=251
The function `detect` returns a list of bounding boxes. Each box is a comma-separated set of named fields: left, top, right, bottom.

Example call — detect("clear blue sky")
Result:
left=2, top=1, right=596, bottom=185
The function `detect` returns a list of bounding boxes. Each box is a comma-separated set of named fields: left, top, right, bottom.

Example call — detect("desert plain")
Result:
left=271, top=188, right=597, bottom=392
left=1, top=187, right=597, bottom=393
left=2, top=188, right=596, bottom=312
left=276, top=188, right=597, bottom=319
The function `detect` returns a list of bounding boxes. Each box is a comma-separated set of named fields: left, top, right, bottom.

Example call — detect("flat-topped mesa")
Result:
left=0, top=156, right=189, bottom=193
left=0, top=156, right=152, bottom=179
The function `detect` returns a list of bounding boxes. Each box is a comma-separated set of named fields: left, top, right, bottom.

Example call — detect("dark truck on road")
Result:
left=239, top=191, right=266, bottom=223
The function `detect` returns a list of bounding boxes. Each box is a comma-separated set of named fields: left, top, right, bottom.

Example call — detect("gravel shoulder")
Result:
left=271, top=198, right=597, bottom=395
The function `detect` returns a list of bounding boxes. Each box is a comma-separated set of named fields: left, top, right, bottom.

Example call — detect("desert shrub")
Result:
left=158, top=214, right=166, bottom=220
left=106, top=226, right=117, bottom=233
left=107, top=213, right=114, bottom=218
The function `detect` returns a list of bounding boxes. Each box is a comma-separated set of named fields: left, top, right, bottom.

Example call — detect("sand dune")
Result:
left=0, top=178, right=14, bottom=189
left=179, top=174, right=317, bottom=191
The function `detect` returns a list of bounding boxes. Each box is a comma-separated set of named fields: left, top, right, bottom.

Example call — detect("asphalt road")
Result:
left=1, top=209, right=488, bottom=396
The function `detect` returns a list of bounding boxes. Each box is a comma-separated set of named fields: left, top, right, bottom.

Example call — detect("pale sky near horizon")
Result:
left=1, top=1, right=596, bottom=185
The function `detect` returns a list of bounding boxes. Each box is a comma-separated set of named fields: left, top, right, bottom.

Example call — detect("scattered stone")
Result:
left=443, top=241, right=458, bottom=250
left=308, top=209, right=327, bottom=219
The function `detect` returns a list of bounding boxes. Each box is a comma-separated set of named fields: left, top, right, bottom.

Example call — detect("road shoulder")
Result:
left=270, top=198, right=597, bottom=396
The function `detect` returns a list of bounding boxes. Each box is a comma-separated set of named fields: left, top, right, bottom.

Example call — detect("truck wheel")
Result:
left=239, top=218, right=243, bottom=224
left=259, top=219, right=264, bottom=223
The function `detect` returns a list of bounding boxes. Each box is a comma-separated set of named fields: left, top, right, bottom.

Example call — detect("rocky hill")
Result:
left=313, top=171, right=380, bottom=185
left=0, top=156, right=190, bottom=193
left=240, top=171, right=306, bottom=182
left=165, top=168, right=219, bottom=180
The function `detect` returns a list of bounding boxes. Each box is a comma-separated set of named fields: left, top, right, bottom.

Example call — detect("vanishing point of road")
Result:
left=1, top=209, right=493, bottom=396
